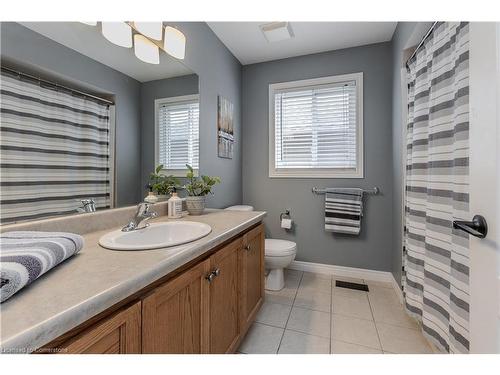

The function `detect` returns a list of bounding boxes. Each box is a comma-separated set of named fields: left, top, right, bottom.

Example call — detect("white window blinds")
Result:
left=157, top=98, right=199, bottom=171
left=273, top=79, right=359, bottom=172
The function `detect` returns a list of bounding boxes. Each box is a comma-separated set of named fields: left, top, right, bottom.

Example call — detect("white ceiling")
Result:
left=207, top=22, right=397, bottom=65
left=19, top=22, right=194, bottom=82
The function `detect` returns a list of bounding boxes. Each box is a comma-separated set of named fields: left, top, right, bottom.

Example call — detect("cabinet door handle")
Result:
left=206, top=268, right=220, bottom=283
left=244, top=244, right=251, bottom=251
left=206, top=272, right=215, bottom=283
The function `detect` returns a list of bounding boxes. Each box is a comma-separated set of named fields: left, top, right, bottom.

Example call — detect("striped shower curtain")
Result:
left=404, top=22, right=470, bottom=353
left=0, top=70, right=111, bottom=224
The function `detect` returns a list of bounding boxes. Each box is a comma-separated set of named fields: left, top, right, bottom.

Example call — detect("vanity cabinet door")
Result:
left=208, top=238, right=242, bottom=354
left=58, top=302, right=141, bottom=354
left=142, top=259, right=210, bottom=354
left=239, top=224, right=265, bottom=332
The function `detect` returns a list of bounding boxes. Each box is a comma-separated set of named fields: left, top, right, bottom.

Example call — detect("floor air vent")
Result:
left=335, top=280, right=369, bottom=292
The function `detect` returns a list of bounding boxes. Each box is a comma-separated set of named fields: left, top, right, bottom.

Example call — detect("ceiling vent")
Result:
left=260, top=22, right=294, bottom=43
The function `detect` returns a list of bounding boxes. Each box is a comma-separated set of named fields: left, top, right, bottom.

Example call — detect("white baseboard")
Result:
left=288, top=260, right=404, bottom=305
left=288, top=260, right=393, bottom=282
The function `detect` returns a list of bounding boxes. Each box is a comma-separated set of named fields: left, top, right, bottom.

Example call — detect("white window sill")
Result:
left=162, top=169, right=199, bottom=178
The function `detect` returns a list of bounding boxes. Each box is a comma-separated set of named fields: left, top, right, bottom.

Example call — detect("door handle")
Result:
left=205, top=268, right=220, bottom=283
left=453, top=215, right=488, bottom=239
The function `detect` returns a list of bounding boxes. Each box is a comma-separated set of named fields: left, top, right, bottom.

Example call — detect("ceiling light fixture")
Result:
left=133, top=22, right=163, bottom=41
left=101, top=22, right=132, bottom=48
left=91, top=22, right=186, bottom=64
left=260, top=22, right=294, bottom=43
left=134, top=34, right=160, bottom=64
left=164, top=26, right=186, bottom=59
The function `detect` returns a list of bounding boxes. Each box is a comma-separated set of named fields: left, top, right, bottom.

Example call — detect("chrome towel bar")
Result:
left=312, top=187, right=380, bottom=195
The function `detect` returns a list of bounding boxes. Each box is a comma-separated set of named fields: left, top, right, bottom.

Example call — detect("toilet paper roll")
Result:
left=281, top=218, right=292, bottom=229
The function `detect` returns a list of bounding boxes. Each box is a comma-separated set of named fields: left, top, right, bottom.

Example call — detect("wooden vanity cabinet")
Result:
left=48, top=223, right=264, bottom=354
left=141, top=237, right=243, bottom=354
left=208, top=238, right=242, bottom=353
left=142, top=259, right=211, bottom=354
left=57, top=302, right=141, bottom=354
left=239, top=224, right=265, bottom=332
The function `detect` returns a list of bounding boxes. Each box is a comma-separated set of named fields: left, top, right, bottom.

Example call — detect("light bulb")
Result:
left=133, top=22, right=163, bottom=40
left=101, top=22, right=132, bottom=48
left=134, top=34, right=160, bottom=64
left=164, top=26, right=186, bottom=59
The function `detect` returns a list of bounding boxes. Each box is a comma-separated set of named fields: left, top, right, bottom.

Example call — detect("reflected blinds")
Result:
left=157, top=99, right=199, bottom=171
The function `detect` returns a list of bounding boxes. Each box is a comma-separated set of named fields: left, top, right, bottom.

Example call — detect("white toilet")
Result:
left=225, top=205, right=297, bottom=291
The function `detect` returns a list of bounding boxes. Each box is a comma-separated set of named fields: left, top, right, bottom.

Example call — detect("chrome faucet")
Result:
left=122, top=202, right=158, bottom=232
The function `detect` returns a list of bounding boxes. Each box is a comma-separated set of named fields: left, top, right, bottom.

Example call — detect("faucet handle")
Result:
left=135, top=202, right=150, bottom=216
left=136, top=202, right=158, bottom=219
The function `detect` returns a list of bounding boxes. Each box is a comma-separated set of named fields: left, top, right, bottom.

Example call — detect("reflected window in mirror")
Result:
left=0, top=68, right=115, bottom=224
left=155, top=94, right=199, bottom=177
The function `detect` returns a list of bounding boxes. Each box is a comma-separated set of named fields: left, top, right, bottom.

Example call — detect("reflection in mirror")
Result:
left=0, top=22, right=199, bottom=224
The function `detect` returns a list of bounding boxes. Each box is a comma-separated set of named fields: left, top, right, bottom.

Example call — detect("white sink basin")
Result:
left=99, top=221, right=212, bottom=250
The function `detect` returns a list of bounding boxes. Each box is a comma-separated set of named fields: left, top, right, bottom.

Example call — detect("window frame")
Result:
left=154, top=94, right=200, bottom=177
left=268, top=72, right=364, bottom=178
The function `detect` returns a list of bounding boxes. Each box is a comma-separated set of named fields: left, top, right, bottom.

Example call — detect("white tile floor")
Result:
left=238, top=269, right=434, bottom=354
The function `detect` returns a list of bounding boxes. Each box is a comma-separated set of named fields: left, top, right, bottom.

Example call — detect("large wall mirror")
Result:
left=0, top=22, right=199, bottom=224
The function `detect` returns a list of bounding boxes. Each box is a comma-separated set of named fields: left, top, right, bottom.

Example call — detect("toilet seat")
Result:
left=265, top=239, right=297, bottom=257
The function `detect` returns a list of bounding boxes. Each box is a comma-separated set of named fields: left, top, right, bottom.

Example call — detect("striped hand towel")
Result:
left=0, top=231, right=84, bottom=303
left=325, top=189, right=363, bottom=235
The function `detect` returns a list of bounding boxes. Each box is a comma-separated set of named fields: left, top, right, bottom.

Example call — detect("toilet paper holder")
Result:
left=280, top=209, right=291, bottom=221
left=280, top=209, right=293, bottom=230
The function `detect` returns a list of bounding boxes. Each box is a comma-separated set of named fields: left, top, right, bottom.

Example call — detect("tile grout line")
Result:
left=365, top=279, right=384, bottom=353
left=276, top=271, right=303, bottom=354
left=329, top=276, right=333, bottom=354
left=283, top=327, right=332, bottom=340
left=333, top=338, right=383, bottom=352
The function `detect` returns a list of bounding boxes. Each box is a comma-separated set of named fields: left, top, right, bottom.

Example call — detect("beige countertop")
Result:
left=0, top=209, right=266, bottom=353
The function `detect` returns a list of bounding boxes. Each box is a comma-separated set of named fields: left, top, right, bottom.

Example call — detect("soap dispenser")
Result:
left=144, top=184, right=158, bottom=204
left=167, top=187, right=182, bottom=218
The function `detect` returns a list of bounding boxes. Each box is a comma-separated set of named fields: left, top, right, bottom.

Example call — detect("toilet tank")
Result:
left=225, top=205, right=254, bottom=212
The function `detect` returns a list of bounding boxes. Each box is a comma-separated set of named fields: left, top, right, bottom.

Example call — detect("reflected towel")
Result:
left=325, top=189, right=363, bottom=235
left=0, top=231, right=83, bottom=303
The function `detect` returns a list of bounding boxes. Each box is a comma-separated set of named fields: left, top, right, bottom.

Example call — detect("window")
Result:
left=155, top=94, right=199, bottom=176
left=269, top=73, right=363, bottom=178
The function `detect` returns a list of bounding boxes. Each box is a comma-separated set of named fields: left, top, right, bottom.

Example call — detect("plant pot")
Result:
left=156, top=194, right=170, bottom=202
left=185, top=196, right=206, bottom=215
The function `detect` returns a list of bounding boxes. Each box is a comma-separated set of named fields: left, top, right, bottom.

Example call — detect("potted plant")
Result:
left=184, top=164, right=221, bottom=215
left=149, top=164, right=179, bottom=201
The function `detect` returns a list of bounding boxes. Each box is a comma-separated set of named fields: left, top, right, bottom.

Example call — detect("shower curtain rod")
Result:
left=405, top=22, right=438, bottom=66
left=1, top=66, right=114, bottom=105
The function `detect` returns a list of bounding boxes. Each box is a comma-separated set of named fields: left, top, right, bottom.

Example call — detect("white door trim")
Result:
left=469, top=22, right=500, bottom=354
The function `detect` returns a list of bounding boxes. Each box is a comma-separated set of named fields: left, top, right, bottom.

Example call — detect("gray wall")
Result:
left=242, top=42, right=394, bottom=271
left=0, top=22, right=142, bottom=207
left=160, top=22, right=243, bottom=208
left=140, top=74, right=199, bottom=191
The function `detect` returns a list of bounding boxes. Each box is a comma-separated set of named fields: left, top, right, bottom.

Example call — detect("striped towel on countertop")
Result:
left=325, top=188, right=363, bottom=235
left=0, top=231, right=84, bottom=303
